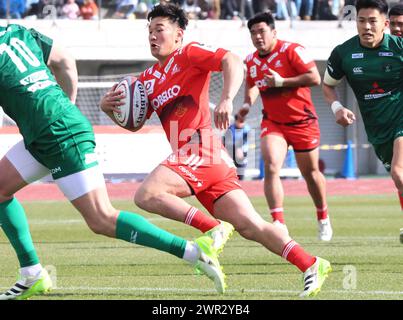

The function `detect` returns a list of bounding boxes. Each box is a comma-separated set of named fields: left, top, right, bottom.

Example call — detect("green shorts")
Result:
left=26, top=107, right=98, bottom=180
left=373, top=125, right=403, bottom=172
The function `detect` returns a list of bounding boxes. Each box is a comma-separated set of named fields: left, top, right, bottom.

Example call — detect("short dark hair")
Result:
left=147, top=3, right=189, bottom=30
left=389, top=3, right=403, bottom=17
left=247, top=11, right=275, bottom=31
left=355, top=0, right=389, bottom=15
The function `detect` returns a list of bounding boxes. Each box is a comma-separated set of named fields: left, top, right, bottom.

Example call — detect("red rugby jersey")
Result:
left=245, top=39, right=318, bottom=124
left=139, top=42, right=227, bottom=151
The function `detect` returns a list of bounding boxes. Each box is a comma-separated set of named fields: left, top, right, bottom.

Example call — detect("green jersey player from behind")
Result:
left=0, top=24, right=227, bottom=300
left=322, top=0, right=403, bottom=243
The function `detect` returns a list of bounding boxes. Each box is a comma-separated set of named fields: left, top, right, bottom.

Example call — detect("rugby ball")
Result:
left=113, top=75, right=148, bottom=131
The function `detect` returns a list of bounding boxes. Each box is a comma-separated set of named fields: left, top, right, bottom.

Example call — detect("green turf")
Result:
left=0, top=194, right=402, bottom=300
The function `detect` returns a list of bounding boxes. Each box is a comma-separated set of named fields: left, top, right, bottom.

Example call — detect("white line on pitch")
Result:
left=1, top=286, right=401, bottom=296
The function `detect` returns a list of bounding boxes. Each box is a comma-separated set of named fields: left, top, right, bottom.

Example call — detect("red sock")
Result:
left=316, top=205, right=328, bottom=220
left=398, top=192, right=403, bottom=211
left=270, top=208, right=285, bottom=223
left=184, top=207, right=219, bottom=233
left=281, top=240, right=316, bottom=272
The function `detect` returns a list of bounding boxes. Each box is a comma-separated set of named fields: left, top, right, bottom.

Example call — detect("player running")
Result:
left=0, top=24, right=226, bottom=300
left=101, top=3, right=332, bottom=297
left=236, top=11, right=332, bottom=241
left=322, top=0, right=403, bottom=242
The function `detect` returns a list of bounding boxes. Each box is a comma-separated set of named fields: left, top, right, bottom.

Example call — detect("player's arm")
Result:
left=237, top=80, right=259, bottom=120
left=322, top=69, right=356, bottom=127
left=264, top=66, right=321, bottom=88
left=214, top=51, right=244, bottom=130
left=47, top=44, right=78, bottom=103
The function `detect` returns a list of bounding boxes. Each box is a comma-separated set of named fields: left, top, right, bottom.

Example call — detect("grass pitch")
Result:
left=0, top=194, right=402, bottom=300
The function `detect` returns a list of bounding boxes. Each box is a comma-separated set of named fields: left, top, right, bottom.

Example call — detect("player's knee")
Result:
left=0, top=187, right=14, bottom=203
left=391, top=167, right=403, bottom=190
left=85, top=211, right=116, bottom=236
left=264, top=163, right=280, bottom=176
left=134, top=186, right=155, bottom=210
left=235, top=219, right=260, bottom=241
left=301, top=167, right=321, bottom=181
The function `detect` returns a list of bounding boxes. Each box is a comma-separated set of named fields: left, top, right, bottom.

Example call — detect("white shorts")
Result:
left=6, top=141, right=106, bottom=201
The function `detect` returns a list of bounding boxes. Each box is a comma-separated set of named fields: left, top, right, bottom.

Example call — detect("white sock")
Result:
left=20, top=263, right=43, bottom=278
left=182, top=242, right=199, bottom=264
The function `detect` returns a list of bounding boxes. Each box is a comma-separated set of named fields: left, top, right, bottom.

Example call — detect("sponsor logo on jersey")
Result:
left=274, top=60, right=283, bottom=68
left=383, top=64, right=392, bottom=72
left=261, top=64, right=269, bottom=71
left=364, top=91, right=391, bottom=100
left=255, top=79, right=268, bottom=88
left=151, top=85, right=181, bottom=110
left=51, top=166, right=62, bottom=175
left=250, top=65, right=257, bottom=78
left=175, top=103, right=187, bottom=117
left=171, top=64, right=181, bottom=76
left=253, top=57, right=261, bottom=66
left=20, top=70, right=49, bottom=85
left=365, top=82, right=391, bottom=100
left=352, top=67, right=363, bottom=74
left=164, top=57, right=175, bottom=74
left=27, top=80, right=56, bottom=93
left=267, top=52, right=278, bottom=64
left=153, top=70, right=161, bottom=79
left=352, top=53, right=364, bottom=59
left=144, top=79, right=155, bottom=95
left=178, top=165, right=203, bottom=187
left=379, top=52, right=393, bottom=57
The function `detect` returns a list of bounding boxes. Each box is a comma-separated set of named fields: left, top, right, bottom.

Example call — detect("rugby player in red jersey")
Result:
left=238, top=11, right=333, bottom=241
left=100, top=3, right=332, bottom=297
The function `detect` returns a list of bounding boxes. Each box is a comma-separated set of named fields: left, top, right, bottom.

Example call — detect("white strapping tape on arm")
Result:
left=323, top=69, right=342, bottom=86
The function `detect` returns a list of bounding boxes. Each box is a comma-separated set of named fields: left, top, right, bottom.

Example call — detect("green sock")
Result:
left=0, top=198, right=39, bottom=267
left=116, top=211, right=186, bottom=259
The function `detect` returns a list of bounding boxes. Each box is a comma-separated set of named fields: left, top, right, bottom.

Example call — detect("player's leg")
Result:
left=374, top=135, right=403, bottom=242
left=261, top=133, right=289, bottom=232
left=58, top=167, right=226, bottom=293
left=135, top=164, right=222, bottom=233
left=391, top=137, right=403, bottom=208
left=212, top=189, right=332, bottom=297
left=390, top=136, right=403, bottom=242
left=0, top=141, right=52, bottom=300
left=294, top=148, right=332, bottom=241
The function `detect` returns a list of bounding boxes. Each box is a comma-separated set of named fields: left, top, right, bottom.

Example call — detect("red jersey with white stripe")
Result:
left=139, top=42, right=227, bottom=151
left=245, top=39, right=318, bottom=124
left=138, top=42, right=241, bottom=213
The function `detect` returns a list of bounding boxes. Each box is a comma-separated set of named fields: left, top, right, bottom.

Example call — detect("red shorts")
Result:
left=260, top=119, right=320, bottom=151
left=162, top=144, right=242, bottom=214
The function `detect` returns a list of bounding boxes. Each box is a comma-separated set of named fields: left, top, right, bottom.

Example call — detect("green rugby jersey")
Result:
left=326, top=33, right=403, bottom=144
left=0, top=24, right=75, bottom=144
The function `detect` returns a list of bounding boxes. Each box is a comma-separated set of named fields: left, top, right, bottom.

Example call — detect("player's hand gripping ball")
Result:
left=113, top=76, right=148, bottom=131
